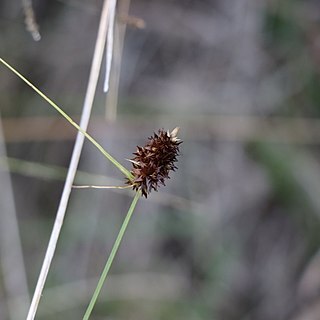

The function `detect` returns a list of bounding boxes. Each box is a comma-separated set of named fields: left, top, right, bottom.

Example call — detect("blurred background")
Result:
left=1, top=0, right=320, bottom=319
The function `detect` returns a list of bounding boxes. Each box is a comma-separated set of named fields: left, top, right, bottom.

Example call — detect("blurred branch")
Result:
left=0, top=116, right=30, bottom=319
left=0, top=156, right=201, bottom=212
left=22, top=0, right=41, bottom=41
left=4, top=115, right=320, bottom=144
left=105, top=0, right=130, bottom=122
left=105, top=0, right=145, bottom=122
left=119, top=14, right=145, bottom=29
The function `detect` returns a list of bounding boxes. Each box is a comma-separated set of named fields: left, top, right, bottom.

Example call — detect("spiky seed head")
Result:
left=126, top=128, right=182, bottom=198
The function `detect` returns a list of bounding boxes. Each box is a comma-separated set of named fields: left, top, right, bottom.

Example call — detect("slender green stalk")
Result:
left=0, top=58, right=133, bottom=181
left=83, top=191, right=140, bottom=320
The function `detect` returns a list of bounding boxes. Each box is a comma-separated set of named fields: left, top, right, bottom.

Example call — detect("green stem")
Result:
left=83, top=191, right=141, bottom=320
left=0, top=58, right=133, bottom=181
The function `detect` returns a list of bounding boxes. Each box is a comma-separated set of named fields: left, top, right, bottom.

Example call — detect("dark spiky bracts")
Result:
left=126, top=128, right=182, bottom=198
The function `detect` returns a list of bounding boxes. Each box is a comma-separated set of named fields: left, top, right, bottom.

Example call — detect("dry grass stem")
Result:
left=26, top=0, right=115, bottom=319
left=104, top=0, right=116, bottom=93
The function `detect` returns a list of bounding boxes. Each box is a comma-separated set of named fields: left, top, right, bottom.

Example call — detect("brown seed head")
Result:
left=126, top=127, right=182, bottom=198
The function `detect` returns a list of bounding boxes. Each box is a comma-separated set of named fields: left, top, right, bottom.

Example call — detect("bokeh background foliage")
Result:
left=2, top=0, right=320, bottom=319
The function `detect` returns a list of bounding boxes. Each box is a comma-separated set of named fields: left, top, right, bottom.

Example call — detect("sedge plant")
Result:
left=0, top=57, right=182, bottom=319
